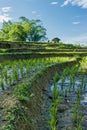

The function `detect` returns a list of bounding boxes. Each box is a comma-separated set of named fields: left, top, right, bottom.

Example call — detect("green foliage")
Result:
left=2, top=105, right=28, bottom=130
left=0, top=57, right=71, bottom=91
left=73, top=87, right=83, bottom=130
left=53, top=72, right=59, bottom=83
left=50, top=114, right=57, bottom=130
left=2, top=124, right=14, bottom=130
left=28, top=23, right=47, bottom=42
left=8, top=23, right=27, bottom=41
left=0, top=16, right=47, bottom=42
left=50, top=72, right=61, bottom=130
left=15, top=84, right=31, bottom=102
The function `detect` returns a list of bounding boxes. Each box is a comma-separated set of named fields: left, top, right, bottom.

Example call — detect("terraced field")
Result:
left=0, top=42, right=87, bottom=130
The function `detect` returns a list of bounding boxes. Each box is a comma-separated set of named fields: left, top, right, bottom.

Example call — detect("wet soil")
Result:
left=0, top=60, right=78, bottom=130
left=50, top=75, right=87, bottom=130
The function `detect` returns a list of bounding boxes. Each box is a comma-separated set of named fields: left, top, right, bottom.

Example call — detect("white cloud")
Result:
left=0, top=6, right=12, bottom=22
left=61, top=0, right=71, bottom=7
left=50, top=1, right=58, bottom=5
left=61, top=0, right=87, bottom=8
left=1, top=7, right=11, bottom=13
left=72, top=21, right=80, bottom=24
left=64, top=33, right=87, bottom=45
left=0, top=15, right=12, bottom=22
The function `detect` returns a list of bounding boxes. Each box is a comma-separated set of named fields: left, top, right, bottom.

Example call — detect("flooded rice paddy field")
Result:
left=0, top=57, right=87, bottom=130
left=50, top=62, right=87, bottom=130
left=0, top=57, right=71, bottom=93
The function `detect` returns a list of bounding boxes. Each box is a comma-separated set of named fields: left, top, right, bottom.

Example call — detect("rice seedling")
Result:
left=0, top=57, right=73, bottom=92
left=77, top=114, right=83, bottom=130
left=73, top=87, right=82, bottom=127
left=50, top=72, right=61, bottom=130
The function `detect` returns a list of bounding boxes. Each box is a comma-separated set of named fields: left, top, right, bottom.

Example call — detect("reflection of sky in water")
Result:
left=51, top=76, right=85, bottom=91
left=51, top=75, right=87, bottom=104
left=50, top=75, right=87, bottom=128
left=0, top=66, right=43, bottom=93
left=81, top=93, right=87, bottom=106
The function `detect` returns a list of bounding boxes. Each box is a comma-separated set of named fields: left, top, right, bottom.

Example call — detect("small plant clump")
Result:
left=50, top=72, right=61, bottom=130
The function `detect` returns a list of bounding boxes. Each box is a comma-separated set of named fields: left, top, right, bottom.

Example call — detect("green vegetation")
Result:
left=0, top=40, right=87, bottom=130
left=49, top=61, right=87, bottom=130
left=0, top=16, right=47, bottom=42
left=50, top=72, right=61, bottom=130
left=0, top=57, right=72, bottom=91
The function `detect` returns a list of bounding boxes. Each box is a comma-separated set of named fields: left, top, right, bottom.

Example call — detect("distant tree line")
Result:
left=0, top=16, right=47, bottom=42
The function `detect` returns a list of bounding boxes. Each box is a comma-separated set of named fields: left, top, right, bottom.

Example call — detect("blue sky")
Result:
left=0, top=0, right=87, bottom=45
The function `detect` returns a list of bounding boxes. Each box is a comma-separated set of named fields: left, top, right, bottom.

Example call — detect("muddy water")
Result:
left=0, top=65, right=43, bottom=94
left=50, top=75, right=87, bottom=130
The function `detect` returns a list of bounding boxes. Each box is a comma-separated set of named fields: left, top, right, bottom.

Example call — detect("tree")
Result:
left=0, top=21, right=12, bottom=41
left=19, top=16, right=29, bottom=23
left=52, top=37, right=61, bottom=43
left=0, top=16, right=47, bottom=42
left=28, top=23, right=47, bottom=42
left=8, top=23, right=27, bottom=41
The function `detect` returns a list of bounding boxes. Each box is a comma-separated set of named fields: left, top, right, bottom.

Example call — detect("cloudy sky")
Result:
left=0, top=0, right=87, bottom=45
